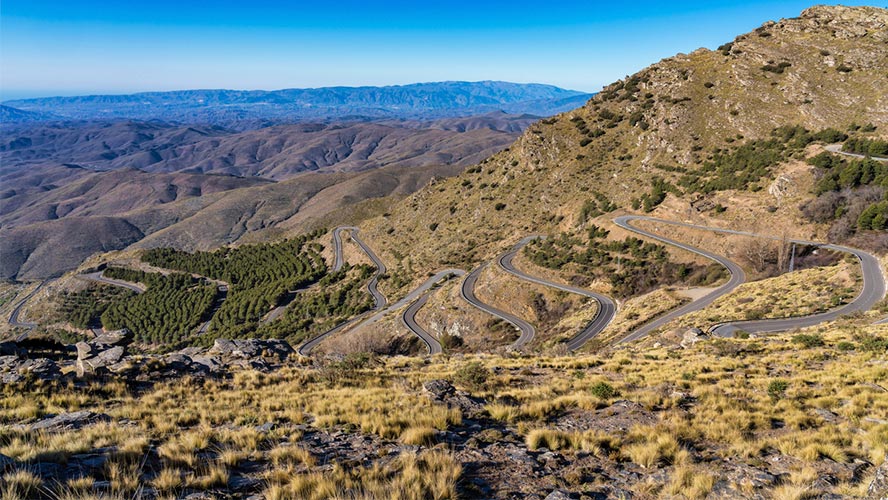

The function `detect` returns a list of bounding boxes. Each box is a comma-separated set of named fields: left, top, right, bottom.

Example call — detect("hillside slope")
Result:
left=360, top=6, right=888, bottom=292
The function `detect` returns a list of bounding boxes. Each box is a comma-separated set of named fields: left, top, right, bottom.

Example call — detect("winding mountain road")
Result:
left=401, top=294, right=441, bottom=354
left=77, top=272, right=146, bottom=294
left=614, top=216, right=746, bottom=343
left=615, top=215, right=886, bottom=341
left=297, top=227, right=388, bottom=355
left=397, top=269, right=467, bottom=355
left=825, top=144, right=888, bottom=163
left=497, top=236, right=618, bottom=350
left=460, top=264, right=536, bottom=348
left=340, top=227, right=388, bottom=309
left=7, top=280, right=53, bottom=329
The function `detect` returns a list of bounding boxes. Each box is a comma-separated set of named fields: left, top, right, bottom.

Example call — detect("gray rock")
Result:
left=424, top=379, right=455, bottom=398
left=256, top=422, right=276, bottom=433
left=680, top=327, right=707, bottom=348
left=0, top=355, right=19, bottom=371
left=423, top=379, right=486, bottom=419
left=230, top=475, right=262, bottom=492
left=209, top=339, right=238, bottom=356
left=77, top=346, right=124, bottom=376
left=190, top=355, right=223, bottom=372
left=208, top=338, right=293, bottom=360
left=75, top=341, right=95, bottom=360
left=91, top=329, right=132, bottom=347
left=69, top=452, right=109, bottom=472
left=814, top=408, right=839, bottom=423
left=164, top=353, right=193, bottom=366
left=175, top=346, right=206, bottom=357
left=868, top=455, right=888, bottom=500
left=182, top=493, right=215, bottom=500
left=545, top=491, right=572, bottom=500
left=11, top=357, right=61, bottom=381
left=97, top=346, right=125, bottom=365
left=29, top=411, right=111, bottom=431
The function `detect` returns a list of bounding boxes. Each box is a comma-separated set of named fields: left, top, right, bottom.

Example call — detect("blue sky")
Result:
left=0, top=1, right=875, bottom=100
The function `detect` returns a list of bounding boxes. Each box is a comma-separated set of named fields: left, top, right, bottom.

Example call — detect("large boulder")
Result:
left=75, top=341, right=96, bottom=359
left=77, top=346, right=125, bottom=377
left=424, top=379, right=456, bottom=399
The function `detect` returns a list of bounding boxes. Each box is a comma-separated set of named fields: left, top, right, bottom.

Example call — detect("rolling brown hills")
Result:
left=1, top=114, right=531, bottom=179
left=1, top=114, right=533, bottom=280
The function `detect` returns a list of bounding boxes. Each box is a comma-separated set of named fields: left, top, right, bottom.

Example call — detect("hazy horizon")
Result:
left=2, top=1, right=876, bottom=102
left=0, top=80, right=590, bottom=103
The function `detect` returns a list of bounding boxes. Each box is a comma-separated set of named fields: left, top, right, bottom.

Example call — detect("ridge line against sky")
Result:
left=0, top=1, right=876, bottom=101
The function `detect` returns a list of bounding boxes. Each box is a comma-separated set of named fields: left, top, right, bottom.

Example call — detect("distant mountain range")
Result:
left=2, top=81, right=592, bottom=125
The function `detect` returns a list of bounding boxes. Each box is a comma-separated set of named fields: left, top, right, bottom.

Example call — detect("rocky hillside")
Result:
left=2, top=319, right=887, bottom=499
left=361, top=6, right=888, bottom=289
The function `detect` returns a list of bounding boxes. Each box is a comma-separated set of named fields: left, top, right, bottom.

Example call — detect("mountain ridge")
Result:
left=2, top=81, right=593, bottom=124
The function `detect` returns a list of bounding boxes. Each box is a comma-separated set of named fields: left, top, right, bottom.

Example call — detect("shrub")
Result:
left=768, top=380, right=789, bottom=401
left=494, top=203, right=507, bottom=211
left=439, top=333, right=463, bottom=350
left=590, top=381, right=616, bottom=400
left=792, top=334, right=825, bottom=348
left=858, top=201, right=888, bottom=230
left=453, top=362, right=490, bottom=391
left=855, top=334, right=888, bottom=353
left=836, top=341, right=855, bottom=352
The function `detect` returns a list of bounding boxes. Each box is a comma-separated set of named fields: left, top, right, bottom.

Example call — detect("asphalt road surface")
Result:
left=359, top=269, right=465, bottom=329
left=615, top=216, right=886, bottom=341
left=614, top=216, right=747, bottom=343
left=460, top=264, right=536, bottom=348
left=298, top=227, right=388, bottom=355
left=825, top=143, right=888, bottom=162
left=77, top=272, right=146, bottom=294
left=332, top=227, right=349, bottom=272
left=399, top=270, right=467, bottom=355
left=7, top=280, right=53, bottom=329
left=497, top=236, right=617, bottom=350
left=348, top=228, right=388, bottom=309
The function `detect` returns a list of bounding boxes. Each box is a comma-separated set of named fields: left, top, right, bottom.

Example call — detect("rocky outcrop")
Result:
left=76, top=329, right=132, bottom=377
left=1, top=355, right=60, bottom=384
left=0, top=336, right=298, bottom=385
